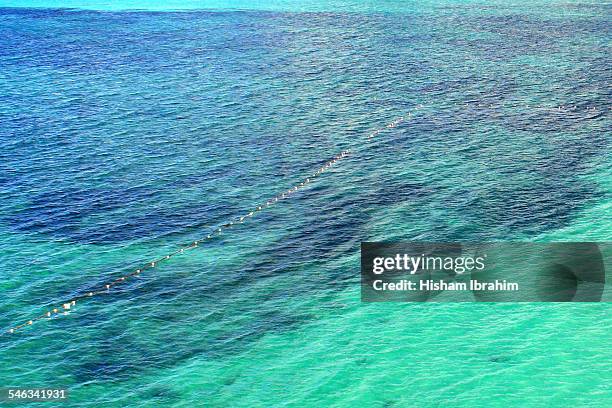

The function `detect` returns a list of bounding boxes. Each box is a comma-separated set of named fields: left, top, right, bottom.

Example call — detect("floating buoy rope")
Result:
left=2, top=102, right=607, bottom=336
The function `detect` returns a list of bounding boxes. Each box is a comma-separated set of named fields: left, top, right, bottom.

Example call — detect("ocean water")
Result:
left=0, top=2, right=610, bottom=407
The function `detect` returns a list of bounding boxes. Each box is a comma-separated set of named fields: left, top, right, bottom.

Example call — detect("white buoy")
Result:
left=63, top=303, right=71, bottom=310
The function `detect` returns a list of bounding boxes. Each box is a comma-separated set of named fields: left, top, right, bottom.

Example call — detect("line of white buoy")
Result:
left=3, top=101, right=607, bottom=336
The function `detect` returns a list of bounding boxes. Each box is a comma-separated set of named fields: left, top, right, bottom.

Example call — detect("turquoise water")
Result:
left=0, top=1, right=610, bottom=407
